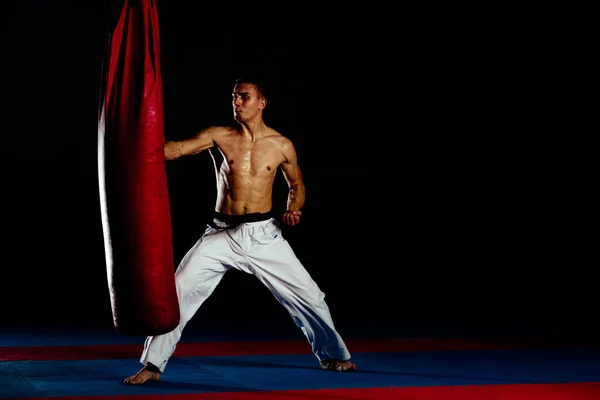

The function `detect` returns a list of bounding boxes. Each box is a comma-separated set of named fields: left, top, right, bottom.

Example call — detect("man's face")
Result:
left=232, top=83, right=265, bottom=122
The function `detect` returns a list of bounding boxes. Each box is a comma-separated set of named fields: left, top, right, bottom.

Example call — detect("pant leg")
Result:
left=243, top=219, right=352, bottom=362
left=140, top=226, right=241, bottom=372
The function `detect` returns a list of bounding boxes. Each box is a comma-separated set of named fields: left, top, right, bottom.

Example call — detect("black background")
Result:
left=1, top=2, right=592, bottom=337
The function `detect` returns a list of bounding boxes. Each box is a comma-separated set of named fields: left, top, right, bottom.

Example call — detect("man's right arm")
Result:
left=164, top=126, right=223, bottom=160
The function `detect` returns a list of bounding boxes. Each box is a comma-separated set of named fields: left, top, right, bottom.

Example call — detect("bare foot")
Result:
left=320, top=359, right=357, bottom=372
left=124, top=367, right=160, bottom=385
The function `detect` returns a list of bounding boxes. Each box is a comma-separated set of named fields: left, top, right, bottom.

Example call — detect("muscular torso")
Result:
left=211, top=127, right=286, bottom=215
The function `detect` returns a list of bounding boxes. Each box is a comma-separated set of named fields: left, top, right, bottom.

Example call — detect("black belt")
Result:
left=209, top=211, right=274, bottom=229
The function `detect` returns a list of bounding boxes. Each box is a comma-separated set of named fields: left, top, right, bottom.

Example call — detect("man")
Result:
left=124, top=75, right=356, bottom=385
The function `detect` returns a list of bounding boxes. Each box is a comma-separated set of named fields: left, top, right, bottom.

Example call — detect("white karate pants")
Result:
left=140, top=217, right=351, bottom=372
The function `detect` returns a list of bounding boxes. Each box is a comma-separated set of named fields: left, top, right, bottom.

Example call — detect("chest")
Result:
left=215, top=141, right=281, bottom=176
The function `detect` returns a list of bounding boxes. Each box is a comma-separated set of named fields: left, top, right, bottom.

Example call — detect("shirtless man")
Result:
left=124, top=75, right=356, bottom=385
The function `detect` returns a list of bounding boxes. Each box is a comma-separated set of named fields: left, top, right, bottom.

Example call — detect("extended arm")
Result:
left=164, top=126, right=223, bottom=160
left=280, top=140, right=305, bottom=226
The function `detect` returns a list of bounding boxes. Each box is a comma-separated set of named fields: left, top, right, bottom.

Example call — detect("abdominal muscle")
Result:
left=214, top=166, right=276, bottom=215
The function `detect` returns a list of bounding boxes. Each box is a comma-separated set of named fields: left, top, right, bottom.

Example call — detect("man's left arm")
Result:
left=280, top=140, right=305, bottom=226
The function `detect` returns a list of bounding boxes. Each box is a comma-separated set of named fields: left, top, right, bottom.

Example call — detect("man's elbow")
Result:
left=289, top=179, right=305, bottom=191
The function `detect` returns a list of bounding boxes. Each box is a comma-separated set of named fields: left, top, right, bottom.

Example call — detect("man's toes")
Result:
left=321, top=360, right=357, bottom=372
left=124, top=374, right=143, bottom=385
left=343, top=362, right=357, bottom=371
left=124, top=370, right=159, bottom=385
left=337, top=361, right=356, bottom=371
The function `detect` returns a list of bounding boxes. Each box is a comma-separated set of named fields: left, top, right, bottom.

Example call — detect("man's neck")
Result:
left=238, top=119, right=266, bottom=141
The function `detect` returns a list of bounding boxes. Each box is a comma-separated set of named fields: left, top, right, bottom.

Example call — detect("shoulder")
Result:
left=200, top=125, right=236, bottom=136
left=264, top=127, right=294, bottom=150
left=263, top=128, right=298, bottom=163
left=200, top=125, right=236, bottom=137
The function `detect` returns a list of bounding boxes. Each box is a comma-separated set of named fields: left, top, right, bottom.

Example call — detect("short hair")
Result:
left=234, top=75, right=268, bottom=99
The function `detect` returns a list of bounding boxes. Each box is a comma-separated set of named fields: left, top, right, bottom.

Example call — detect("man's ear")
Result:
left=260, top=98, right=267, bottom=109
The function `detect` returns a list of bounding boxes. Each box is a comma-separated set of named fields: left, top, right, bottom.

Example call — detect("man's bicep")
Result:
left=181, top=128, right=217, bottom=155
left=280, top=139, right=303, bottom=182
left=281, top=160, right=303, bottom=185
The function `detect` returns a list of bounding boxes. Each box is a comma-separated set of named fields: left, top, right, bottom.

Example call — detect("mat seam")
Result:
left=4, top=361, right=50, bottom=399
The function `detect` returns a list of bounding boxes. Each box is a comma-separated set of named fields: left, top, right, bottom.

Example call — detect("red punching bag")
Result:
left=97, top=0, right=179, bottom=335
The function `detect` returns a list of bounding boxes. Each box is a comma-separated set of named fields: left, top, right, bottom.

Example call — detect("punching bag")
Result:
left=97, top=0, right=179, bottom=336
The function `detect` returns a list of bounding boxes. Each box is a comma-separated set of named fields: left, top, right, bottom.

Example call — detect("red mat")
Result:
left=3, top=336, right=599, bottom=362
left=0, top=338, right=493, bottom=361
left=17, top=382, right=600, bottom=399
